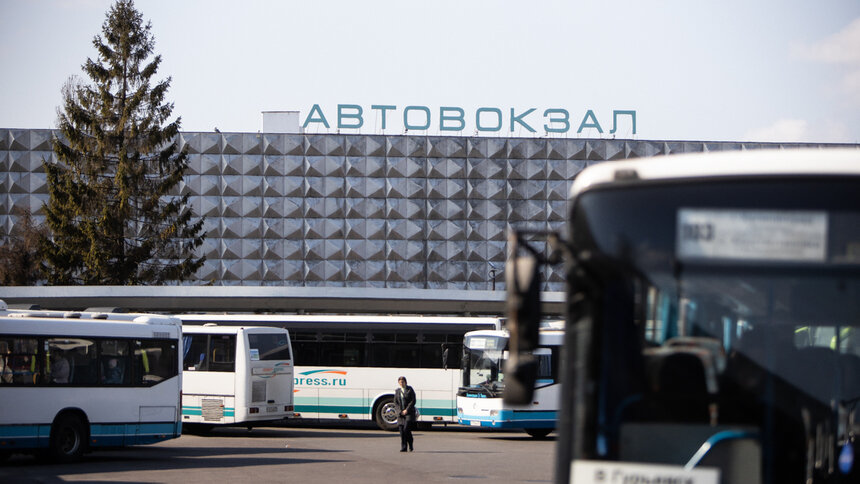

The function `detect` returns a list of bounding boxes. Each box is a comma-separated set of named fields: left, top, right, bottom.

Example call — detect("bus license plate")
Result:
left=571, top=460, right=719, bottom=484
left=267, top=406, right=277, bottom=413
left=470, top=421, right=481, bottom=427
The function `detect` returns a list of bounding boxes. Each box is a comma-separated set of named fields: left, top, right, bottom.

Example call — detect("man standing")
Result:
left=394, top=376, right=416, bottom=452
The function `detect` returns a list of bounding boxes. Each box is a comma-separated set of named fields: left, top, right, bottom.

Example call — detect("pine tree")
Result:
left=41, top=0, right=204, bottom=285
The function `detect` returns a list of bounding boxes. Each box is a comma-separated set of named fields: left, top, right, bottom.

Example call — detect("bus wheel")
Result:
left=374, top=397, right=399, bottom=431
left=50, top=414, right=86, bottom=463
left=525, top=428, right=552, bottom=439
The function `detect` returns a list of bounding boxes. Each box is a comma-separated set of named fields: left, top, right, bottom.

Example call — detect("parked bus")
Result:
left=177, top=314, right=502, bottom=430
left=504, top=148, right=860, bottom=484
left=180, top=325, right=294, bottom=432
left=0, top=302, right=182, bottom=462
left=457, top=321, right=563, bottom=437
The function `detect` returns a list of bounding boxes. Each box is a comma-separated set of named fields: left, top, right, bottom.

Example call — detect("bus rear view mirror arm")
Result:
left=503, top=230, right=554, bottom=405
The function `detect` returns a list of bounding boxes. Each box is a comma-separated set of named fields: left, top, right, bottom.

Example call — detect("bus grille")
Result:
left=202, top=398, right=224, bottom=421
left=252, top=380, right=266, bottom=403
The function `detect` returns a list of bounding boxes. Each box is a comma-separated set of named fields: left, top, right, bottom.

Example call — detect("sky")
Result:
left=1, top=0, right=859, bottom=143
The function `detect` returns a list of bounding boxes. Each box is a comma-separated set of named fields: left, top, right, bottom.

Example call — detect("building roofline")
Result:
left=0, top=286, right=564, bottom=316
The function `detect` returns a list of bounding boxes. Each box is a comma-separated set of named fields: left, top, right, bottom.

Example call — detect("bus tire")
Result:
left=374, top=397, right=399, bottom=431
left=50, top=414, right=87, bottom=463
left=525, top=428, right=552, bottom=439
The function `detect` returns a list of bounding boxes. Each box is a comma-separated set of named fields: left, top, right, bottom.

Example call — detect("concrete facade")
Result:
left=1, top=128, right=853, bottom=291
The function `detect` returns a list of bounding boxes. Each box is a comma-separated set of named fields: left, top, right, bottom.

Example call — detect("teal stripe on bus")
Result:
left=0, top=424, right=50, bottom=449
left=0, top=422, right=179, bottom=449
left=415, top=407, right=456, bottom=417
left=90, top=422, right=180, bottom=447
left=458, top=410, right=558, bottom=429
left=181, top=406, right=236, bottom=417
left=293, top=405, right=455, bottom=417
left=295, top=405, right=370, bottom=414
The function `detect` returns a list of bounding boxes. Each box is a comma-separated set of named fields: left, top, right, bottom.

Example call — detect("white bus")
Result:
left=457, top=322, right=563, bottom=438
left=505, top=148, right=860, bottom=484
left=0, top=302, right=182, bottom=462
left=180, top=324, right=294, bottom=431
left=177, top=314, right=502, bottom=430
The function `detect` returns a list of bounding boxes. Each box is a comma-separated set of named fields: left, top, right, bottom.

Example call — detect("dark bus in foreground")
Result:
left=506, top=149, right=860, bottom=484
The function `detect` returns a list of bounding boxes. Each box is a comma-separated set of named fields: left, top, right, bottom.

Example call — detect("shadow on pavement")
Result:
left=1, top=444, right=349, bottom=477
left=194, top=425, right=392, bottom=440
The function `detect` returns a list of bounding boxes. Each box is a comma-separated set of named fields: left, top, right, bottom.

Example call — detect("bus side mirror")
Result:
left=507, top=253, right=542, bottom=352
left=503, top=236, right=543, bottom=405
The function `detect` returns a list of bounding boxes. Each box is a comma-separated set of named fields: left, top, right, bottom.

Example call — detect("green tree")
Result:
left=42, top=0, right=204, bottom=285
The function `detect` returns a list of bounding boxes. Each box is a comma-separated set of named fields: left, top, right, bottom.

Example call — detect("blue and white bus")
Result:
left=457, top=321, right=563, bottom=437
left=177, top=314, right=502, bottom=430
left=0, top=302, right=182, bottom=462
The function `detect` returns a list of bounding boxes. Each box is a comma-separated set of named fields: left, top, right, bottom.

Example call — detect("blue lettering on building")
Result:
left=302, top=104, right=637, bottom=136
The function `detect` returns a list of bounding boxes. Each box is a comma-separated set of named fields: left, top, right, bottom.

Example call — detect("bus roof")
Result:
left=181, top=324, right=289, bottom=334
left=176, top=313, right=503, bottom=327
left=1, top=306, right=181, bottom=326
left=465, top=324, right=564, bottom=339
left=0, top=314, right=181, bottom=337
left=570, top=148, right=860, bottom=198
left=0, top=302, right=181, bottom=334
left=464, top=328, right=564, bottom=347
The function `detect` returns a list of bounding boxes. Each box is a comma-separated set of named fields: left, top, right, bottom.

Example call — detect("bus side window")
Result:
left=99, top=340, right=129, bottom=385
left=420, top=333, right=457, bottom=369
left=0, top=338, right=14, bottom=384
left=136, top=340, right=177, bottom=385
left=46, top=339, right=75, bottom=384
left=292, top=332, right=319, bottom=366
left=54, top=339, right=95, bottom=384
left=319, top=333, right=367, bottom=367
left=535, top=348, right=552, bottom=381
left=293, top=341, right=319, bottom=366
left=70, top=339, right=98, bottom=385
left=446, top=334, right=464, bottom=368
left=371, top=333, right=395, bottom=367
left=321, top=341, right=366, bottom=367
left=7, top=337, right=40, bottom=385
left=208, top=335, right=236, bottom=372
left=183, top=334, right=208, bottom=371
left=419, top=343, right=443, bottom=369
left=102, top=356, right=125, bottom=385
left=391, top=344, right=419, bottom=368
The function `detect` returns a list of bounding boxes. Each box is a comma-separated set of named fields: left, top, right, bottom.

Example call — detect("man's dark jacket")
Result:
left=394, top=385, right=416, bottom=425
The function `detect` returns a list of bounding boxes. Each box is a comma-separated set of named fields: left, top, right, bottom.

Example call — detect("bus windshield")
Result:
left=461, top=334, right=508, bottom=396
left=565, top=175, right=860, bottom=483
